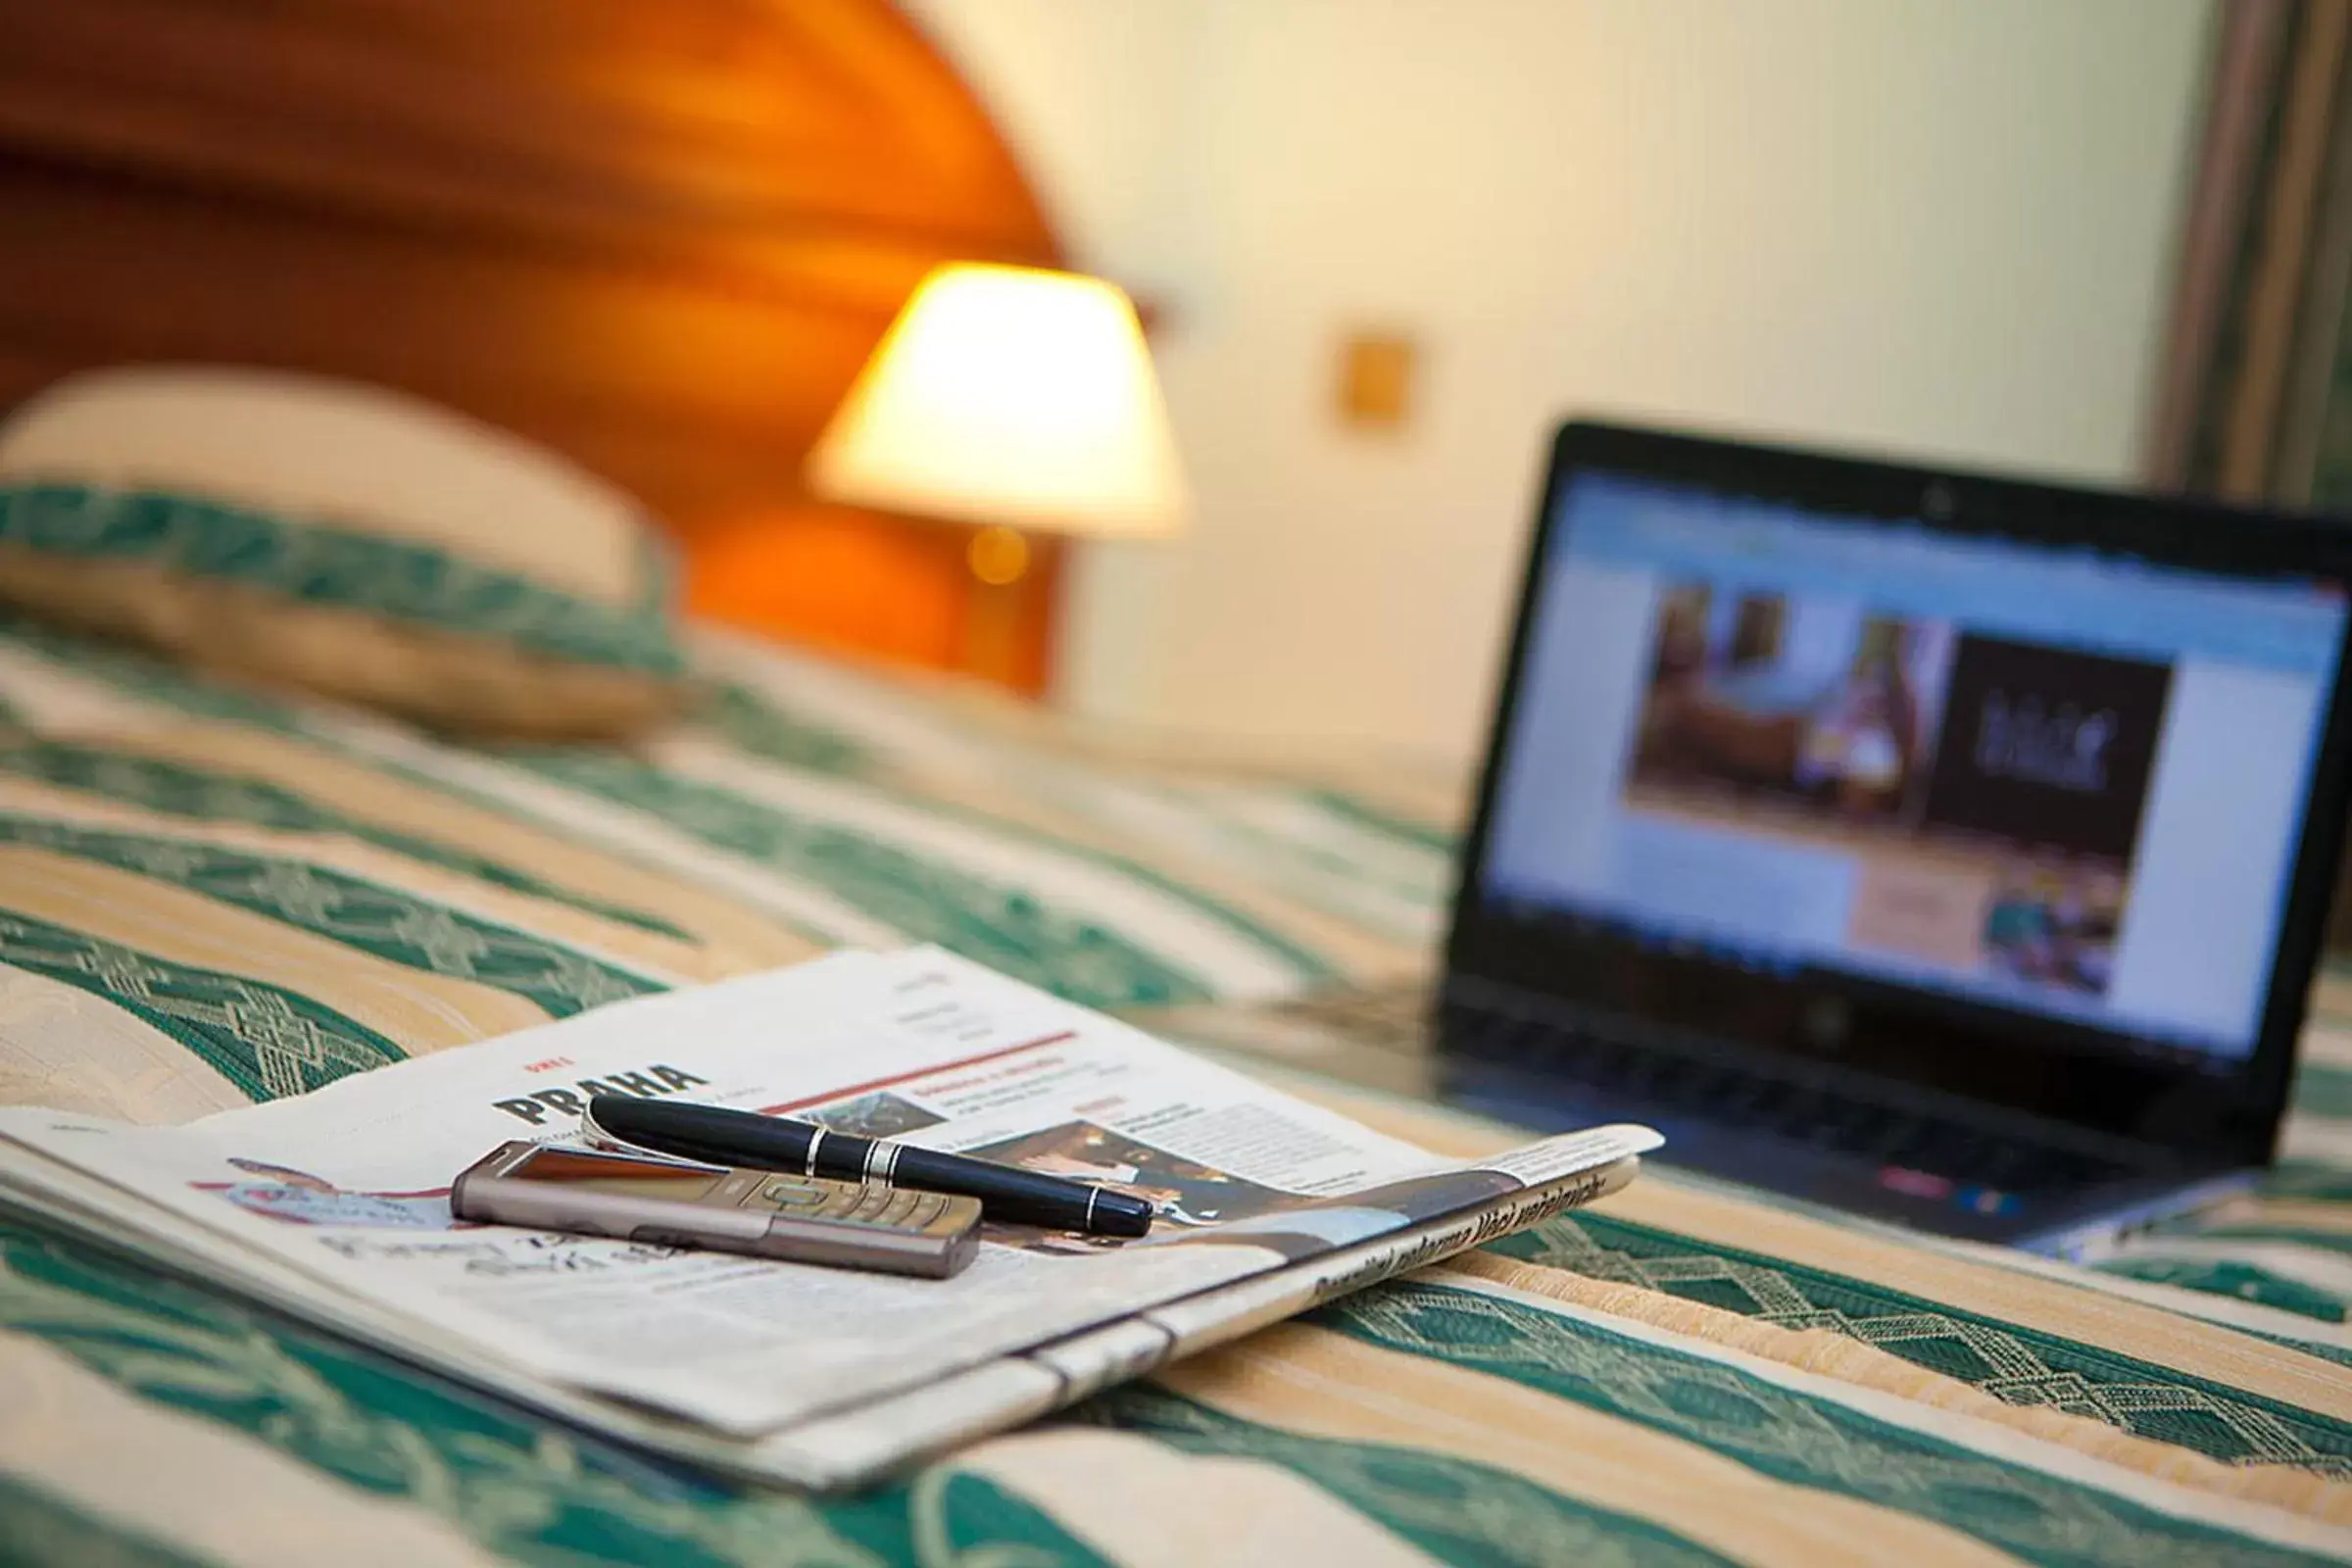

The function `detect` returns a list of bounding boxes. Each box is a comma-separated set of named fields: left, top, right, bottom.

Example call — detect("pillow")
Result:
left=0, top=366, right=689, bottom=740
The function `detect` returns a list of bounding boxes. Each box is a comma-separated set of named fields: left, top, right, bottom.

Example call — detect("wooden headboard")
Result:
left=0, top=0, right=1071, bottom=688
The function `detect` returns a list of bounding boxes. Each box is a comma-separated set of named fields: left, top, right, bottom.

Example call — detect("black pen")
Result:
left=581, top=1096, right=1158, bottom=1239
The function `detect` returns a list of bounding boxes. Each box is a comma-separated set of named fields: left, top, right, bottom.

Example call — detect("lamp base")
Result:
left=962, top=526, right=1036, bottom=688
left=962, top=574, right=1025, bottom=688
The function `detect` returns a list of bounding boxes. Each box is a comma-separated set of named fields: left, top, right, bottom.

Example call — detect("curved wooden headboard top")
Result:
left=0, top=0, right=1064, bottom=532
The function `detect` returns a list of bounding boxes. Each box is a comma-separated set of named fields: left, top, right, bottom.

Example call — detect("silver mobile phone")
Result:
left=450, top=1141, right=982, bottom=1279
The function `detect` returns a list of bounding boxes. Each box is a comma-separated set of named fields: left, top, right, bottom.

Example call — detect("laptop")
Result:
left=1174, top=420, right=2352, bottom=1258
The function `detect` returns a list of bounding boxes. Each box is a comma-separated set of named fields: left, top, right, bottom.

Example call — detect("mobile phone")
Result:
left=450, top=1141, right=982, bottom=1278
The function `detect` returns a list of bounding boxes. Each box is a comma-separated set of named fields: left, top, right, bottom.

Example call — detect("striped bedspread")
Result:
left=0, top=613, right=2349, bottom=1565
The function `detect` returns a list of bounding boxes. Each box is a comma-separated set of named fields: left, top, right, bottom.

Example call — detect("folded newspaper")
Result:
left=0, top=947, right=1659, bottom=1490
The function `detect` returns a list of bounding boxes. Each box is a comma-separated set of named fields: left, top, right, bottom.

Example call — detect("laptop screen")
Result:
left=1479, top=469, right=2351, bottom=1063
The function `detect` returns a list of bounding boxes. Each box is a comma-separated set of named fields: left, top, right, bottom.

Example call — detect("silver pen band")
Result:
left=802, top=1127, right=826, bottom=1177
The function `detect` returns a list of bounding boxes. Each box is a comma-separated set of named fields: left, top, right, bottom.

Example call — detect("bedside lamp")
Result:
left=807, top=262, right=1184, bottom=684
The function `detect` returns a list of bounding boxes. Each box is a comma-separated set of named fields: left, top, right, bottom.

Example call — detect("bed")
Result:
left=2, top=5, right=2351, bottom=1565
left=5, top=616, right=2352, bottom=1565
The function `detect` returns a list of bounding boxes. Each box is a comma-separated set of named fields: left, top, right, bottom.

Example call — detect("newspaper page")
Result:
left=0, top=947, right=1658, bottom=1484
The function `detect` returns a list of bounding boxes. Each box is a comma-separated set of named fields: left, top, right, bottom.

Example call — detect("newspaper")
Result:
left=0, top=947, right=1658, bottom=1490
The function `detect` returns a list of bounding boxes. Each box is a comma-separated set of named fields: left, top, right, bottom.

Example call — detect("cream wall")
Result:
left=906, top=0, right=2217, bottom=766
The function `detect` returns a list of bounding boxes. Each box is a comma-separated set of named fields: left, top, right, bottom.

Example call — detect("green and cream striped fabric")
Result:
left=1, top=615, right=2350, bottom=1564
left=0, top=483, right=685, bottom=679
left=0, top=368, right=692, bottom=740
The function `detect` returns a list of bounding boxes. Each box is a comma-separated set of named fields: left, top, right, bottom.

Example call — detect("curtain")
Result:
left=2148, top=1, right=2352, bottom=948
left=2148, top=0, right=2352, bottom=505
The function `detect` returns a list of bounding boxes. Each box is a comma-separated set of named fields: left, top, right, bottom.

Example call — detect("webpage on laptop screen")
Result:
left=1482, top=473, right=2350, bottom=1059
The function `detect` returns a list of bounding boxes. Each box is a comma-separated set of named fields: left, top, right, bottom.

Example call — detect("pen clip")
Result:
left=576, top=1103, right=696, bottom=1165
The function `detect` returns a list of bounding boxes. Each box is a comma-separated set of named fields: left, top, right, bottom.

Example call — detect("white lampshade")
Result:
left=808, top=263, right=1185, bottom=539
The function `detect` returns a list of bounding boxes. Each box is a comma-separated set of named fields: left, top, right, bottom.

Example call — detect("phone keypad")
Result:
left=755, top=1175, right=961, bottom=1234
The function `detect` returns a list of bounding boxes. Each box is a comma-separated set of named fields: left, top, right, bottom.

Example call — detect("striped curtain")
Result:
left=2148, top=1, right=2352, bottom=946
left=2149, top=0, right=2352, bottom=504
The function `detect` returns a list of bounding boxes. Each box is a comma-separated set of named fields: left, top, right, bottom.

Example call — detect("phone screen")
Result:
left=506, top=1146, right=727, bottom=1202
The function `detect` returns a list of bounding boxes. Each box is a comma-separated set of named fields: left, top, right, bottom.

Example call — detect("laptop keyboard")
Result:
left=1452, top=1006, right=2135, bottom=1196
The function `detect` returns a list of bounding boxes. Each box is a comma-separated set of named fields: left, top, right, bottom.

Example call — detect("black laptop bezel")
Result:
left=1441, top=418, right=2352, bottom=1169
